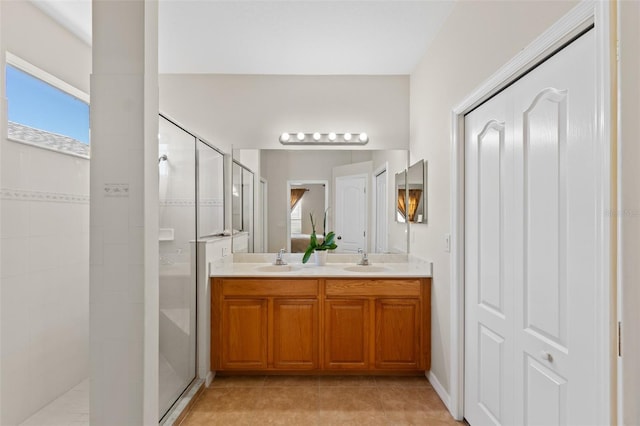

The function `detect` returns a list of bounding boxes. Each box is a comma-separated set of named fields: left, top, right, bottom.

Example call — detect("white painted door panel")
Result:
left=465, top=86, right=516, bottom=426
left=465, top=30, right=599, bottom=426
left=335, top=175, right=367, bottom=252
left=513, top=30, right=598, bottom=426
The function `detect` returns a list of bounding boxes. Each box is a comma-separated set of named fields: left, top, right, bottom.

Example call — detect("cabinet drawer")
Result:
left=325, top=279, right=421, bottom=297
left=220, top=279, right=318, bottom=297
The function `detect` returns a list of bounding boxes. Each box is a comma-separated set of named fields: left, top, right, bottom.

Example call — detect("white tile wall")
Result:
left=90, top=1, right=159, bottom=421
left=0, top=139, right=89, bottom=426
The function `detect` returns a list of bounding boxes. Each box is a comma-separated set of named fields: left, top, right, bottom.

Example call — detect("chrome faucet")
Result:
left=274, top=248, right=287, bottom=266
left=357, top=248, right=369, bottom=266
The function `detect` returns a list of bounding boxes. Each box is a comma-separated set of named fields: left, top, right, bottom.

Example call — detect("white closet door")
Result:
left=511, top=30, right=599, bottom=426
left=465, top=30, right=600, bottom=425
left=464, top=84, right=517, bottom=426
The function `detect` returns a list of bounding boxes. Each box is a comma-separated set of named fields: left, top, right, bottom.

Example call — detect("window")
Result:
left=291, top=201, right=302, bottom=234
left=5, top=54, right=90, bottom=155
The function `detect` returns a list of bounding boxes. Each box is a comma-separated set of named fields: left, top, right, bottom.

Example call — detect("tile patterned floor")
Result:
left=180, top=375, right=461, bottom=426
left=19, top=379, right=89, bottom=426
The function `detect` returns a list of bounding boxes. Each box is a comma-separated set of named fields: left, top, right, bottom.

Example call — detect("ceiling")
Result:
left=31, top=0, right=455, bottom=75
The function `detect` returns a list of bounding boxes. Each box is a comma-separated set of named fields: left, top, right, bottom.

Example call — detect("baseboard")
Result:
left=205, top=371, right=214, bottom=387
left=426, top=371, right=452, bottom=413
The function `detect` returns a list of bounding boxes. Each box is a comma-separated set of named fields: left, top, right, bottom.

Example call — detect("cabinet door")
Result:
left=324, top=299, right=369, bottom=369
left=273, top=299, right=319, bottom=370
left=375, top=298, right=420, bottom=369
left=221, top=298, right=267, bottom=370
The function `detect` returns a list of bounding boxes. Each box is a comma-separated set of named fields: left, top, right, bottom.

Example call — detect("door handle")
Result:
left=540, top=351, right=553, bottom=362
left=337, top=235, right=342, bottom=240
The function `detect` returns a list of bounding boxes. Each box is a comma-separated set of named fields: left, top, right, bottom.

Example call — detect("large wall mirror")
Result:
left=397, top=159, right=427, bottom=224
left=232, top=148, right=409, bottom=254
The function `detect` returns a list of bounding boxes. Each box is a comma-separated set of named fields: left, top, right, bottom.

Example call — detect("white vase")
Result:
left=314, top=250, right=328, bottom=266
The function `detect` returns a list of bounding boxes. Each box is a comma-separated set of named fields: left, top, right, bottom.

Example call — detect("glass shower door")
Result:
left=158, top=116, right=197, bottom=419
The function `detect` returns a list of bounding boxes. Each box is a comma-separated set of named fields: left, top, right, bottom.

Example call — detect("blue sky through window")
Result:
left=6, top=64, right=89, bottom=144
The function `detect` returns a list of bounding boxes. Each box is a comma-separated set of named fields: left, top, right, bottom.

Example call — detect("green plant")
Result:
left=302, top=211, right=337, bottom=264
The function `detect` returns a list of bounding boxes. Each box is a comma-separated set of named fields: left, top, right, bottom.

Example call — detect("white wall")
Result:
left=1, top=142, right=90, bottom=426
left=299, top=184, right=325, bottom=235
left=3, top=1, right=90, bottom=94
left=90, top=1, right=160, bottom=423
left=409, top=0, right=578, bottom=398
left=0, top=2, right=91, bottom=425
left=0, top=3, right=5, bottom=421
left=619, top=1, right=640, bottom=424
left=159, top=74, right=409, bottom=152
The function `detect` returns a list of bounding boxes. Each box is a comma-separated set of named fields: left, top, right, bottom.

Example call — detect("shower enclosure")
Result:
left=158, top=116, right=197, bottom=419
left=157, top=115, right=226, bottom=419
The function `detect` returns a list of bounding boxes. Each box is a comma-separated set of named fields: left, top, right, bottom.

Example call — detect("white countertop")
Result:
left=209, top=253, right=432, bottom=278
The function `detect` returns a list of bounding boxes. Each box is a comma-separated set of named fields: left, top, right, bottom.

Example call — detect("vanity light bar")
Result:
left=279, top=132, right=369, bottom=145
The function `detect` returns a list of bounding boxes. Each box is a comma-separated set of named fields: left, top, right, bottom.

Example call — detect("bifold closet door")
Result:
left=465, top=30, right=601, bottom=425
left=464, top=81, right=517, bottom=426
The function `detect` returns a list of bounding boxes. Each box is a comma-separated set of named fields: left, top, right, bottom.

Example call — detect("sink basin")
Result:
left=255, top=264, right=299, bottom=273
left=343, top=265, right=389, bottom=273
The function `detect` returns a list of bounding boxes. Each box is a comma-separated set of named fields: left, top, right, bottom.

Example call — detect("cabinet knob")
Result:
left=540, top=351, right=553, bottom=362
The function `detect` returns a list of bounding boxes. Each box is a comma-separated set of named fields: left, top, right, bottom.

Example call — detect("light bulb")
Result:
left=328, top=132, right=337, bottom=141
left=297, top=132, right=305, bottom=141
left=359, top=132, right=368, bottom=142
left=313, top=132, right=321, bottom=141
left=280, top=132, right=290, bottom=142
left=344, top=132, right=352, bottom=141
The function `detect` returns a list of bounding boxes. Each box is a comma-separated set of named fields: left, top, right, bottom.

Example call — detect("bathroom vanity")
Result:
left=210, top=260, right=431, bottom=374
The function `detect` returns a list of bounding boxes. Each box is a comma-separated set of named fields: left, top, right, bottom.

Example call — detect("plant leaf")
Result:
left=309, top=212, right=316, bottom=234
left=324, top=232, right=335, bottom=246
left=302, top=246, right=314, bottom=264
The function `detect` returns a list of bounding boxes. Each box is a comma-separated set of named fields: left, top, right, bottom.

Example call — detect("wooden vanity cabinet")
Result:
left=272, top=298, right=319, bottom=369
left=375, top=298, right=421, bottom=369
left=212, top=278, right=319, bottom=371
left=324, top=279, right=428, bottom=371
left=221, top=298, right=268, bottom=370
left=324, top=299, right=370, bottom=369
left=212, top=276, right=431, bottom=373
